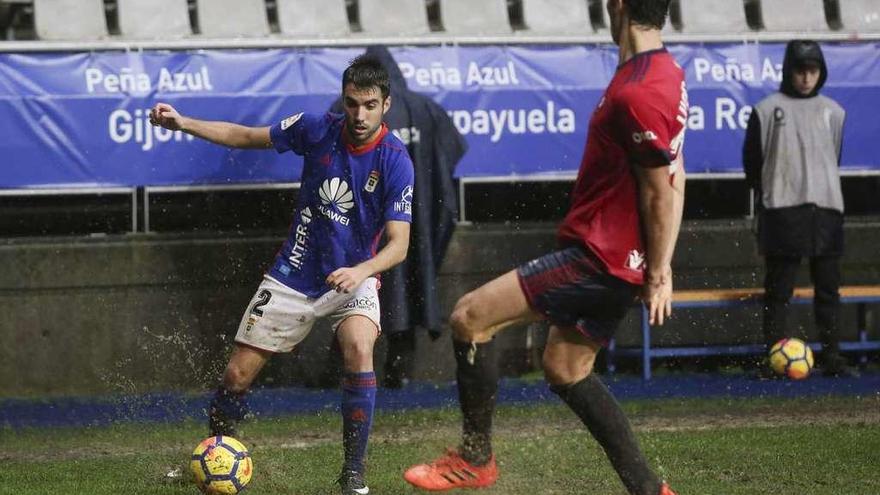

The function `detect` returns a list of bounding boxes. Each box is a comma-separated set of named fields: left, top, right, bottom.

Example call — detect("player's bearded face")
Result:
left=343, top=83, right=390, bottom=145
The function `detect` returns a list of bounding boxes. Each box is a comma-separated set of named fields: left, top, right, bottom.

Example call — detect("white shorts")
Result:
left=234, top=275, right=381, bottom=353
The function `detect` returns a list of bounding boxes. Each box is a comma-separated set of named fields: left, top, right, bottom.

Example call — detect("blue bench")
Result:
left=607, top=286, right=880, bottom=380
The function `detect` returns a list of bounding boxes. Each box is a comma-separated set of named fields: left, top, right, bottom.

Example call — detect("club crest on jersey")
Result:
left=365, top=170, right=380, bottom=193
left=280, top=112, right=303, bottom=130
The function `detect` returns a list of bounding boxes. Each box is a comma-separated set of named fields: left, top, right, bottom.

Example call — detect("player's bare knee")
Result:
left=542, top=362, right=593, bottom=386
left=542, top=349, right=594, bottom=385
left=341, top=338, right=374, bottom=368
left=450, top=294, right=482, bottom=341
left=449, top=310, right=470, bottom=340
left=222, top=364, right=252, bottom=393
left=541, top=358, right=569, bottom=385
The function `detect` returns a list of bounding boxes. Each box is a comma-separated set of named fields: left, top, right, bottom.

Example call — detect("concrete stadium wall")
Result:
left=2, top=218, right=879, bottom=397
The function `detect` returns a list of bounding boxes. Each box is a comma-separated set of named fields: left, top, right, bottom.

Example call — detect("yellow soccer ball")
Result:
left=190, top=435, right=253, bottom=494
left=769, top=338, right=814, bottom=380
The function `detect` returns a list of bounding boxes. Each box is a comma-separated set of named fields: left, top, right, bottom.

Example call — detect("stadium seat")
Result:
left=358, top=0, right=430, bottom=36
left=34, top=0, right=107, bottom=40
left=521, top=0, right=593, bottom=34
left=439, top=0, right=512, bottom=35
left=277, top=0, right=350, bottom=37
left=758, top=0, right=830, bottom=32
left=677, top=0, right=751, bottom=33
left=117, top=0, right=191, bottom=39
left=839, top=0, right=880, bottom=34
left=195, top=0, right=270, bottom=38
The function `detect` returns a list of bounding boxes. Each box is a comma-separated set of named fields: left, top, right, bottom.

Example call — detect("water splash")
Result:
left=98, top=326, right=229, bottom=396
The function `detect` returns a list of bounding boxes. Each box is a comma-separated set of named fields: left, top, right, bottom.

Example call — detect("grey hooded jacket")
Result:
left=743, top=40, right=845, bottom=256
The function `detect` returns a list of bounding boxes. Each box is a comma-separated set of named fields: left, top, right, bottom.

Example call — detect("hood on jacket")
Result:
left=365, top=45, right=407, bottom=95
left=780, top=39, right=828, bottom=98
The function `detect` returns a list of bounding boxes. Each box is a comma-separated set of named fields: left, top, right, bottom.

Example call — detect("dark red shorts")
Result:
left=516, top=246, right=638, bottom=346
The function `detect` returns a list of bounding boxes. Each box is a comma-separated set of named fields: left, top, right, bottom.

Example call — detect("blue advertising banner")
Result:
left=1, top=43, right=878, bottom=188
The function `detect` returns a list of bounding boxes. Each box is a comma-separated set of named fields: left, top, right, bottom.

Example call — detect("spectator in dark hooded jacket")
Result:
left=743, top=39, right=854, bottom=377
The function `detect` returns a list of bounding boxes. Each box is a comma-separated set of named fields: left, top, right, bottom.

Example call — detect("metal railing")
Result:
left=3, top=167, right=878, bottom=233
left=141, top=182, right=300, bottom=233
left=1, top=30, right=879, bottom=53
left=455, top=169, right=880, bottom=223
left=0, top=186, right=138, bottom=232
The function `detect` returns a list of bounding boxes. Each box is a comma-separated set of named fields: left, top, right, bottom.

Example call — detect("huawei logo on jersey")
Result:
left=626, top=250, right=646, bottom=271
left=319, top=177, right=354, bottom=213
left=317, top=177, right=354, bottom=226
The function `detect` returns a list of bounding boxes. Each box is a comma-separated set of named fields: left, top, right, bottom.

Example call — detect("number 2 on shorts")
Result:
left=251, top=289, right=272, bottom=317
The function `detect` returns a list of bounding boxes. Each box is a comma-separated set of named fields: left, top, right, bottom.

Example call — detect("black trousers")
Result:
left=763, top=255, right=841, bottom=358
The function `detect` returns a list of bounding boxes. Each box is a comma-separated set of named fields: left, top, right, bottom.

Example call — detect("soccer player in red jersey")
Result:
left=403, top=1, right=685, bottom=494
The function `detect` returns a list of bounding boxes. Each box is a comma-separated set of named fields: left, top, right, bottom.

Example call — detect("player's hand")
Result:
left=326, top=266, right=370, bottom=294
left=642, top=267, right=673, bottom=326
left=149, top=103, right=184, bottom=131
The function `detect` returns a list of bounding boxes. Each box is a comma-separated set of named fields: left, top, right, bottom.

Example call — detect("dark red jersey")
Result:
left=557, top=48, right=687, bottom=285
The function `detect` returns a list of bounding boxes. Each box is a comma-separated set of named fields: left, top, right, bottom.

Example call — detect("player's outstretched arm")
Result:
left=325, top=221, right=410, bottom=294
left=148, top=103, right=272, bottom=149
left=633, top=161, right=685, bottom=326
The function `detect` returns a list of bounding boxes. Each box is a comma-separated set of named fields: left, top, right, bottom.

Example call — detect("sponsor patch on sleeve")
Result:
left=393, top=185, right=413, bottom=215
left=280, top=112, right=303, bottom=131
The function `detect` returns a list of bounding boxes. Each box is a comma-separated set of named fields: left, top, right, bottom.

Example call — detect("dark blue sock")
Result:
left=209, top=386, right=249, bottom=437
left=341, top=371, right=376, bottom=474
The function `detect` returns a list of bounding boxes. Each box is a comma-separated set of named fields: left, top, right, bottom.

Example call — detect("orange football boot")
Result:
left=403, top=448, right=498, bottom=491
left=659, top=482, right=678, bottom=495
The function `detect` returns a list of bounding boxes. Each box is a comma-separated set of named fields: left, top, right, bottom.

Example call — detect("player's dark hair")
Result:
left=623, top=0, right=671, bottom=30
left=342, top=54, right=391, bottom=100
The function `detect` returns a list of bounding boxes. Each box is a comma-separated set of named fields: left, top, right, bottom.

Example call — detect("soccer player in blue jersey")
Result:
left=149, top=55, right=414, bottom=495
